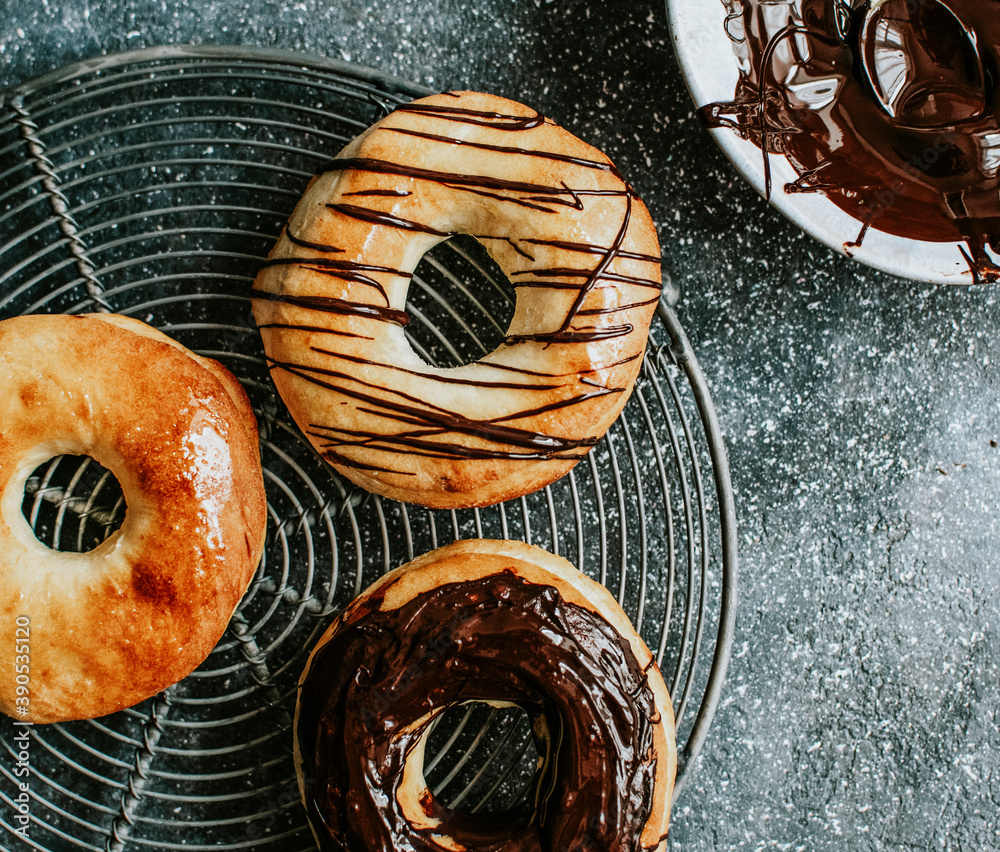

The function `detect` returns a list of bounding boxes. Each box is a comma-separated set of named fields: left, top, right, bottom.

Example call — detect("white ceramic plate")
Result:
left=665, top=0, right=983, bottom=285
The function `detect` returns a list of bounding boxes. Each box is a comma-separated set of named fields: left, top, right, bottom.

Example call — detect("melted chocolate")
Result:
left=296, top=571, right=659, bottom=852
left=700, top=0, right=1000, bottom=282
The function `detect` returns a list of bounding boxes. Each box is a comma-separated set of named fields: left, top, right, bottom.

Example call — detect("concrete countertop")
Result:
left=2, top=2, right=997, bottom=849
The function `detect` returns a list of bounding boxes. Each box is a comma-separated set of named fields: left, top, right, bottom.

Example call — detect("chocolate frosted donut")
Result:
left=701, top=0, right=1000, bottom=281
left=293, top=539, right=676, bottom=852
left=252, top=91, right=662, bottom=508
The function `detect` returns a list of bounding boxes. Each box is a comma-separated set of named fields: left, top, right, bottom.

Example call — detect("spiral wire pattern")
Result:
left=0, top=47, right=736, bottom=851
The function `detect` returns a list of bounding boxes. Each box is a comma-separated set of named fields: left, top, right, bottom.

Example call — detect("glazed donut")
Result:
left=252, top=91, right=662, bottom=508
left=0, top=313, right=267, bottom=724
left=294, top=538, right=676, bottom=852
left=701, top=0, right=1000, bottom=281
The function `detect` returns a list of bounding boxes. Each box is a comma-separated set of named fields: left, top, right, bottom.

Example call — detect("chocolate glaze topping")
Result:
left=700, top=0, right=1000, bottom=282
left=296, top=571, right=659, bottom=852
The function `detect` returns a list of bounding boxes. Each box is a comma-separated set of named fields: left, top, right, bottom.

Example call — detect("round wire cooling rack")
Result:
left=0, top=46, right=737, bottom=851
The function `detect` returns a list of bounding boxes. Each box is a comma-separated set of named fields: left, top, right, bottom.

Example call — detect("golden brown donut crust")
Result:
left=294, top=538, right=676, bottom=851
left=253, top=91, right=662, bottom=509
left=0, top=314, right=267, bottom=724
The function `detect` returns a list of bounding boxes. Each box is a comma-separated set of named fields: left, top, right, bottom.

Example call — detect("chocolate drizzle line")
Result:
left=253, top=94, right=661, bottom=476
left=512, top=266, right=661, bottom=291
left=326, top=202, right=454, bottom=237
left=267, top=343, right=624, bottom=463
left=255, top=321, right=373, bottom=341
left=699, top=0, right=1000, bottom=282
left=255, top=260, right=401, bottom=302
left=284, top=225, right=344, bottom=254
left=320, top=157, right=600, bottom=210
left=556, top=193, right=633, bottom=338
left=460, top=350, right=643, bottom=379
left=343, top=188, right=412, bottom=198
left=266, top=357, right=603, bottom=461
left=392, top=99, right=549, bottom=131
left=507, top=325, right=634, bottom=345
left=309, top=347, right=563, bottom=391
left=251, top=287, right=409, bottom=327
left=296, top=571, right=659, bottom=852
left=384, top=125, right=622, bottom=174
left=521, top=238, right=660, bottom=265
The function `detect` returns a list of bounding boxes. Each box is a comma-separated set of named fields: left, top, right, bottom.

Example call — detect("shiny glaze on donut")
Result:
left=699, top=0, right=1000, bottom=282
left=252, top=91, right=661, bottom=508
left=295, top=571, right=660, bottom=852
left=0, top=314, right=267, bottom=723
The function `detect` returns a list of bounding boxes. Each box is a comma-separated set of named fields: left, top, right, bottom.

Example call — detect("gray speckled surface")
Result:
left=2, top=1, right=998, bottom=849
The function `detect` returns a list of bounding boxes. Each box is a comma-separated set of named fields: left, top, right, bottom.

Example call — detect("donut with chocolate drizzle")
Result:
left=293, top=539, right=677, bottom=852
left=699, top=0, right=1000, bottom=282
left=252, top=91, right=662, bottom=508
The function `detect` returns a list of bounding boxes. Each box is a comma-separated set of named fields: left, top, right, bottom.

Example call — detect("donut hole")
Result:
left=423, top=701, right=542, bottom=818
left=405, top=234, right=516, bottom=368
left=21, top=455, right=126, bottom=552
